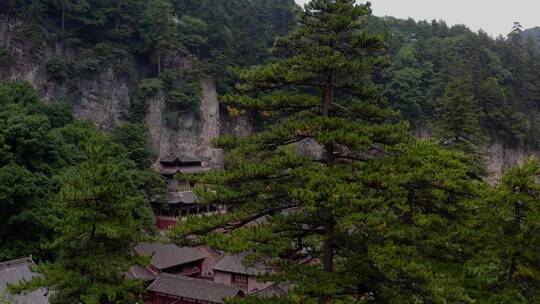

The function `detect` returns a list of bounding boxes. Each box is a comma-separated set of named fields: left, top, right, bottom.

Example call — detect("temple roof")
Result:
left=213, top=253, right=268, bottom=276
left=167, top=191, right=198, bottom=205
left=134, top=243, right=205, bottom=270
left=155, top=154, right=211, bottom=176
left=159, top=155, right=202, bottom=166
left=158, top=165, right=211, bottom=175
left=147, top=273, right=243, bottom=304
left=0, top=258, right=49, bottom=304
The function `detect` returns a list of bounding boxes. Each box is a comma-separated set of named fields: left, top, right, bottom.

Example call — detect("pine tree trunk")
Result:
left=321, top=71, right=336, bottom=304
left=323, top=222, right=334, bottom=272
left=323, top=71, right=335, bottom=162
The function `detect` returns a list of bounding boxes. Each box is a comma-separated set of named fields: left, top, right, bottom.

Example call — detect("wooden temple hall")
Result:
left=153, top=155, right=226, bottom=230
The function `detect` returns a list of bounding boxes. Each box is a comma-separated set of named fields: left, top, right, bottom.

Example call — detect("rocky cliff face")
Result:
left=486, top=142, right=540, bottom=183
left=0, top=17, right=140, bottom=130
left=0, top=15, right=251, bottom=167
left=146, top=79, right=224, bottom=167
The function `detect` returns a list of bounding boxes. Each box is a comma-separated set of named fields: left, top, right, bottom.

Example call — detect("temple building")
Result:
left=134, top=243, right=205, bottom=277
left=153, top=155, right=226, bottom=229
left=127, top=242, right=292, bottom=303
left=213, top=253, right=272, bottom=293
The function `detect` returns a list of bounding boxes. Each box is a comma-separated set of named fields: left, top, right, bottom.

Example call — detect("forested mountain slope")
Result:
left=0, top=0, right=296, bottom=165
left=1, top=2, right=539, bottom=178
left=372, top=17, right=540, bottom=178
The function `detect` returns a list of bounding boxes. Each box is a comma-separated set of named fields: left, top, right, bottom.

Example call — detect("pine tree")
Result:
left=139, top=0, right=184, bottom=75
left=170, top=1, right=479, bottom=303
left=15, top=140, right=148, bottom=304
left=477, top=77, right=526, bottom=144
left=433, top=72, right=486, bottom=167
left=469, top=160, right=540, bottom=303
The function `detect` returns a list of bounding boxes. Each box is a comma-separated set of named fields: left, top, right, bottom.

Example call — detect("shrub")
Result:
left=46, top=57, right=70, bottom=80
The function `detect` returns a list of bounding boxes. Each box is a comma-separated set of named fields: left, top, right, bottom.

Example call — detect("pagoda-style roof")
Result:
left=159, top=155, right=203, bottom=167
left=156, top=154, right=210, bottom=176
left=167, top=191, right=198, bottom=205
left=158, top=165, right=211, bottom=175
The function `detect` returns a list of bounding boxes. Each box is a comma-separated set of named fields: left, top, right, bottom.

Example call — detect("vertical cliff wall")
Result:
left=485, top=142, right=540, bottom=183
left=147, top=79, right=224, bottom=167
left=0, top=15, right=252, bottom=167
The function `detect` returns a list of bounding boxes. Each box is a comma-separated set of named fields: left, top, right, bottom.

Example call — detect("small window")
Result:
left=232, top=273, right=248, bottom=285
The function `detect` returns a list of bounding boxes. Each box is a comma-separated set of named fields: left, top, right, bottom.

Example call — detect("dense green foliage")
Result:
left=0, top=80, right=72, bottom=260
left=467, top=159, right=540, bottom=302
left=173, top=0, right=298, bottom=91
left=170, top=1, right=484, bottom=303
left=523, top=27, right=540, bottom=46
left=0, top=80, right=160, bottom=303
left=15, top=141, right=149, bottom=303
left=373, top=17, right=540, bottom=148
left=2, top=0, right=296, bottom=82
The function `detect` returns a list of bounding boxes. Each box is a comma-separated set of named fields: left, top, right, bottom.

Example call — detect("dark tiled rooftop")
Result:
left=213, top=253, right=267, bottom=276
left=147, top=273, right=243, bottom=304
left=167, top=191, right=198, bottom=205
left=134, top=243, right=205, bottom=270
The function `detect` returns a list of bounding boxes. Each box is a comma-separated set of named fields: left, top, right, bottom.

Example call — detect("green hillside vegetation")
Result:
left=1, top=0, right=540, bottom=303
left=373, top=17, right=540, bottom=148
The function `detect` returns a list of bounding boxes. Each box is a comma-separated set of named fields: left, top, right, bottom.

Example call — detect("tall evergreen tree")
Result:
left=15, top=140, right=148, bottom=304
left=433, top=72, right=485, bottom=165
left=171, top=1, right=479, bottom=303
left=469, top=160, right=540, bottom=303
left=139, top=0, right=184, bottom=75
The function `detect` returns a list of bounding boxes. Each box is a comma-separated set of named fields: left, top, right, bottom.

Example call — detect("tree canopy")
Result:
left=169, top=1, right=482, bottom=303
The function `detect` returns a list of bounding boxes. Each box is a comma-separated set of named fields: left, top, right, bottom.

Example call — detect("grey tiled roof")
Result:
left=167, top=191, right=198, bottom=205
left=134, top=243, right=204, bottom=270
left=212, top=253, right=267, bottom=276
left=147, top=273, right=243, bottom=304
left=0, top=258, right=49, bottom=304
left=158, top=166, right=210, bottom=175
